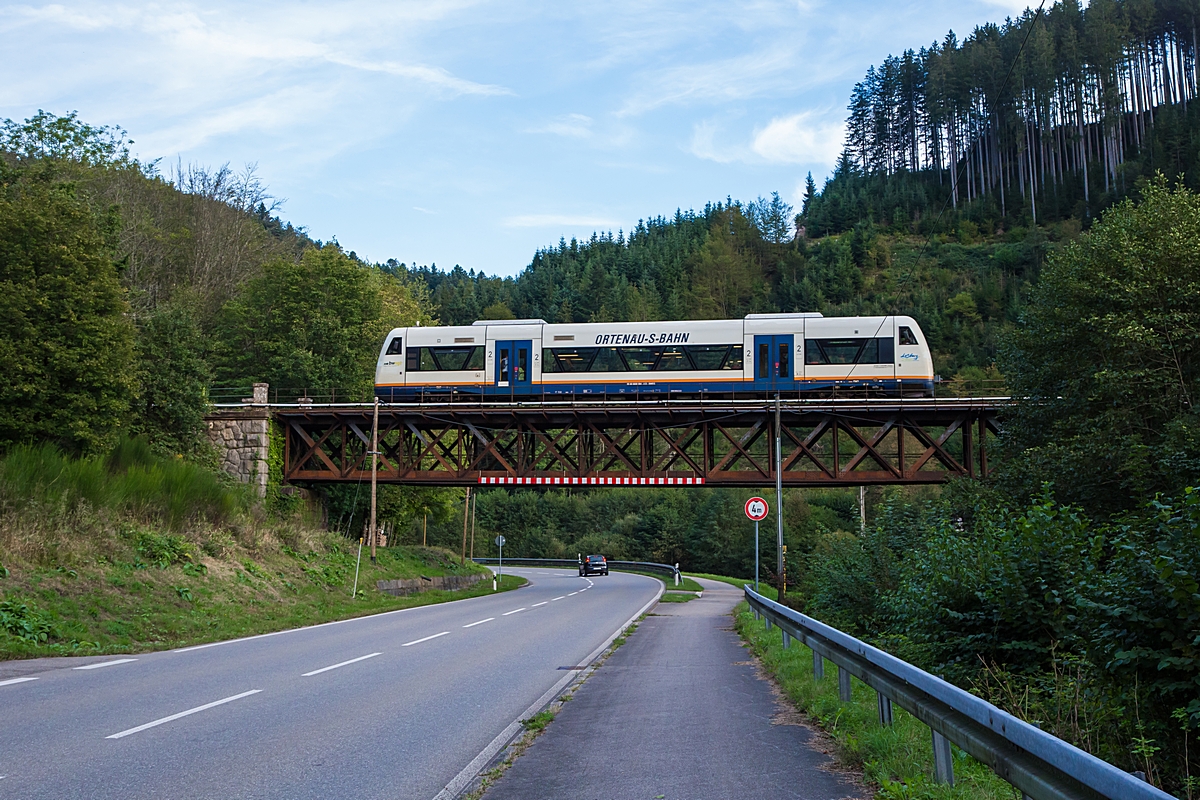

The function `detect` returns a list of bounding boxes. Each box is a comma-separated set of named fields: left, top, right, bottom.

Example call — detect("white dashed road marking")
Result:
left=0, top=677, right=37, bottom=687
left=402, top=632, right=450, bottom=647
left=74, top=659, right=137, bottom=670
left=531, top=602, right=548, bottom=607
left=302, top=653, right=381, bottom=677
left=463, top=618, right=494, bottom=628
left=106, top=690, right=262, bottom=739
left=502, top=608, right=526, bottom=616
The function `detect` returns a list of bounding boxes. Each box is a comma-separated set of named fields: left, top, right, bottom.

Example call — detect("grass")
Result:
left=616, top=570, right=704, bottom=593
left=735, top=602, right=1018, bottom=800
left=657, top=592, right=698, bottom=603
left=687, top=571, right=779, bottom=600
left=0, top=441, right=527, bottom=659
left=0, top=541, right=523, bottom=659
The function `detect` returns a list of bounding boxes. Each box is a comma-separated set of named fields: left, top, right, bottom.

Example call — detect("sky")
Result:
left=0, top=0, right=1033, bottom=276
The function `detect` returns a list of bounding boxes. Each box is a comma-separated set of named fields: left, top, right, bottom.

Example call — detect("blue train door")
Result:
left=494, top=340, right=532, bottom=395
left=753, top=335, right=794, bottom=392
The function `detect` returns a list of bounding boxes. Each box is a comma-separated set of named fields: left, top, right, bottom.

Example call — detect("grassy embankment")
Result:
left=613, top=570, right=703, bottom=603
left=734, top=600, right=1015, bottom=800
left=0, top=442, right=521, bottom=659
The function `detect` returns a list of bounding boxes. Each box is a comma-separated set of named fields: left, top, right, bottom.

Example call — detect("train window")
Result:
left=622, top=347, right=659, bottom=371
left=385, top=337, right=403, bottom=356
left=517, top=348, right=528, bottom=381
left=725, top=347, right=744, bottom=370
left=758, top=343, right=770, bottom=378
left=543, top=348, right=596, bottom=373
left=778, top=342, right=790, bottom=378
left=805, top=338, right=893, bottom=365
left=899, top=326, right=919, bottom=346
left=590, top=348, right=623, bottom=372
left=686, top=345, right=729, bottom=370
left=408, top=346, right=484, bottom=371
left=658, top=346, right=691, bottom=370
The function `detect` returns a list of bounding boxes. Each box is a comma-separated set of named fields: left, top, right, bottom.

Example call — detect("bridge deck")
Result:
left=258, top=397, right=1007, bottom=487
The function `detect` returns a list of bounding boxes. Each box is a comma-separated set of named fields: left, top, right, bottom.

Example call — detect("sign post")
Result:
left=744, top=497, right=769, bottom=592
left=494, top=535, right=506, bottom=591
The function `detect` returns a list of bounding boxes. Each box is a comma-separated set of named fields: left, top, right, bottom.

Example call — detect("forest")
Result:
left=2, top=0, right=1200, bottom=792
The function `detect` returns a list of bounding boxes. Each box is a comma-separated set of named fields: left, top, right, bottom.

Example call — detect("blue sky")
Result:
left=1, top=0, right=1029, bottom=276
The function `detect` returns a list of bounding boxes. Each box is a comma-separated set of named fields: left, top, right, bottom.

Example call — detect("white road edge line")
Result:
left=501, top=608, right=526, bottom=616
left=74, top=658, right=137, bottom=670
left=105, top=690, right=261, bottom=739
left=302, top=652, right=381, bottom=677
left=551, top=596, right=566, bottom=601
left=0, top=677, right=37, bottom=687
left=531, top=602, right=548, bottom=607
left=402, top=631, right=449, bottom=647
left=432, top=574, right=664, bottom=800
left=463, top=618, right=494, bottom=628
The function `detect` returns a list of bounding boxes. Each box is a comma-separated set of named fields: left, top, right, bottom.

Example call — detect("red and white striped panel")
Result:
left=477, top=476, right=705, bottom=486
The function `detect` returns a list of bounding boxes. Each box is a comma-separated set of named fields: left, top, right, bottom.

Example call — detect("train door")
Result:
left=494, top=340, right=532, bottom=395
left=752, top=335, right=794, bottom=393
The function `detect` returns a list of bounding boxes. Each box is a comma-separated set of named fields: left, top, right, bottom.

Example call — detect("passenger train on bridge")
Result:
left=374, top=313, right=935, bottom=401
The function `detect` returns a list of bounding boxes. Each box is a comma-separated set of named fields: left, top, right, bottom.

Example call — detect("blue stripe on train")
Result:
left=374, top=379, right=934, bottom=400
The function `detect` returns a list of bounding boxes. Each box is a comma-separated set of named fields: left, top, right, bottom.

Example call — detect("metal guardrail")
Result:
left=472, top=557, right=680, bottom=582
left=743, top=586, right=1169, bottom=800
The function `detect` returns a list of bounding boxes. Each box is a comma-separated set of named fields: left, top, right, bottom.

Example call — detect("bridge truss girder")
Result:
left=279, top=401, right=1001, bottom=487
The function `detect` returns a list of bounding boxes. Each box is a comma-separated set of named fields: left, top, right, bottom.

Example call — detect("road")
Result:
left=0, top=568, right=660, bottom=800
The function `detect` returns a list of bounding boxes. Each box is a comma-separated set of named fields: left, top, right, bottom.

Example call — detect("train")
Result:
left=374, top=313, right=935, bottom=401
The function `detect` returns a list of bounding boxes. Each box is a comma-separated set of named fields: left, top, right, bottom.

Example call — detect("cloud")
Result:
left=525, top=113, right=593, bottom=138
left=688, top=119, right=748, bottom=164
left=751, top=112, right=845, bottom=166
left=413, top=206, right=435, bottom=214
left=328, top=56, right=513, bottom=96
left=620, top=44, right=802, bottom=116
left=689, top=111, right=844, bottom=167
left=503, top=213, right=620, bottom=229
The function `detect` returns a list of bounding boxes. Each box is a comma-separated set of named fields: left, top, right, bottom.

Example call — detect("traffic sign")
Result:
left=745, top=497, right=769, bottom=521
left=495, top=535, right=506, bottom=547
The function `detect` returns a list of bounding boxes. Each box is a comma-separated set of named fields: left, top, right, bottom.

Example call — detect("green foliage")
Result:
left=132, top=528, right=194, bottom=569
left=213, top=246, right=421, bottom=396
left=0, top=440, right=246, bottom=529
left=1, top=110, right=140, bottom=169
left=0, top=159, right=137, bottom=454
left=0, top=597, right=58, bottom=643
left=1000, top=176, right=1200, bottom=512
left=129, top=297, right=211, bottom=456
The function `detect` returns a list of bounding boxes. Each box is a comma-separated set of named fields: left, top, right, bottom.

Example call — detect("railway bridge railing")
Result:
left=242, top=396, right=1007, bottom=487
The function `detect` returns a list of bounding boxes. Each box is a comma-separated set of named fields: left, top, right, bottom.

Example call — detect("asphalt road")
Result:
left=485, top=577, right=865, bottom=800
left=0, top=568, right=661, bottom=800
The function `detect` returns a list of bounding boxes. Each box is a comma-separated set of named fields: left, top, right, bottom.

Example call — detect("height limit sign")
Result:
left=745, top=497, right=769, bottom=521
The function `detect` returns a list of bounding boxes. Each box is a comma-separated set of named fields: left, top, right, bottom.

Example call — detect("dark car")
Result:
left=579, top=554, right=609, bottom=576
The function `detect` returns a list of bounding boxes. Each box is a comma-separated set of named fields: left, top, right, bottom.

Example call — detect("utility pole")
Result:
left=860, top=486, right=867, bottom=533
left=775, top=393, right=785, bottom=597
left=469, top=490, right=477, bottom=560
left=370, top=397, right=379, bottom=564
left=422, top=513, right=427, bottom=547
left=460, top=486, right=471, bottom=565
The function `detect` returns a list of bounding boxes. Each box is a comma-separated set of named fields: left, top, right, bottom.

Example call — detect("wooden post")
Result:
left=370, top=398, right=379, bottom=564
left=461, top=487, right=471, bottom=565
left=775, top=394, right=785, bottom=597
left=422, top=513, right=427, bottom=547
left=469, top=490, right=477, bottom=560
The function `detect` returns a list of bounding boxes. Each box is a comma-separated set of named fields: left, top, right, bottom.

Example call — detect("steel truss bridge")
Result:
left=261, top=397, right=1006, bottom=488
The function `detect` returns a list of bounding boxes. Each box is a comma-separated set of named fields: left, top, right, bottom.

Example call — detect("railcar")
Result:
left=374, top=313, right=935, bottom=401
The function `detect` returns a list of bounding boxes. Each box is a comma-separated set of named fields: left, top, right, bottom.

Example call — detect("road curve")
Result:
left=0, top=568, right=661, bottom=800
